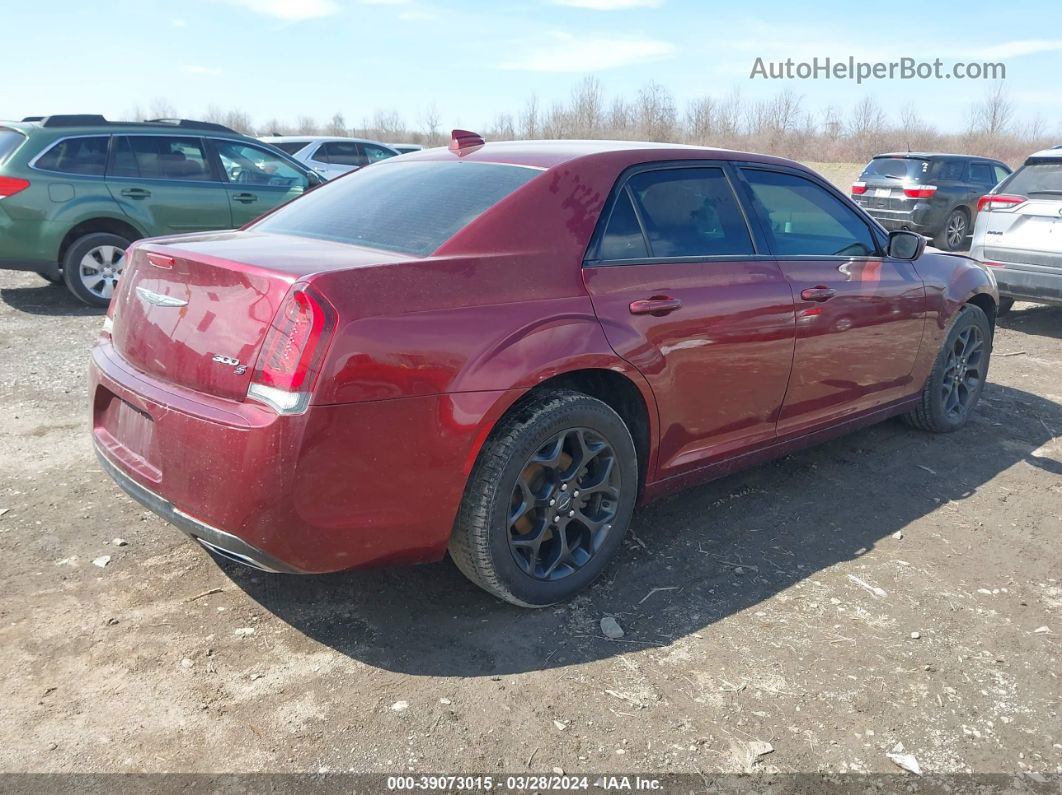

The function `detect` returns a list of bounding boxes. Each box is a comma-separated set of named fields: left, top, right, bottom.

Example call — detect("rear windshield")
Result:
left=0, top=129, right=26, bottom=165
left=253, top=160, right=540, bottom=256
left=1002, top=160, right=1062, bottom=197
left=270, top=141, right=311, bottom=155
left=860, top=157, right=930, bottom=181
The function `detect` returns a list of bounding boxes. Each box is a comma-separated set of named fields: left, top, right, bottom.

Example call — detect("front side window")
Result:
left=253, top=160, right=539, bottom=256
left=34, top=136, right=109, bottom=176
left=214, top=140, right=308, bottom=188
left=362, top=143, right=397, bottom=163
left=742, top=169, right=877, bottom=258
left=110, top=136, right=212, bottom=181
left=625, top=167, right=753, bottom=258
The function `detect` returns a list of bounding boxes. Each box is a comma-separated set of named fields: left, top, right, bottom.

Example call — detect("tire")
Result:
left=997, top=297, right=1014, bottom=316
left=62, top=232, right=131, bottom=307
left=904, top=304, right=992, bottom=433
left=449, top=390, right=639, bottom=607
left=934, top=208, right=970, bottom=251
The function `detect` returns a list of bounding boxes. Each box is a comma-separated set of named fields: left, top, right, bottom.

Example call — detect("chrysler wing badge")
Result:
left=136, top=286, right=188, bottom=308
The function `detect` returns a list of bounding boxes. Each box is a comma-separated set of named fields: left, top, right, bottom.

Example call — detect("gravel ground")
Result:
left=0, top=268, right=1059, bottom=782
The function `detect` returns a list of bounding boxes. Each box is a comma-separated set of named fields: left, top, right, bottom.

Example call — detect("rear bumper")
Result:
left=857, top=202, right=941, bottom=234
left=989, top=265, right=1062, bottom=305
left=95, top=447, right=299, bottom=573
left=90, top=340, right=511, bottom=574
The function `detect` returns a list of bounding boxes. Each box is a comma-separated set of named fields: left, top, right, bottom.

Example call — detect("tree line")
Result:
left=130, top=79, right=1057, bottom=166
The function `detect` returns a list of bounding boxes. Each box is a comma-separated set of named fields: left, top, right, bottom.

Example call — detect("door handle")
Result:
left=120, top=188, right=151, bottom=199
left=800, top=286, right=836, bottom=302
left=629, top=296, right=682, bottom=316
left=233, top=192, right=257, bottom=203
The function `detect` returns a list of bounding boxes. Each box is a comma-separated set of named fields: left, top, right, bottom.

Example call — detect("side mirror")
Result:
left=887, top=230, right=926, bottom=260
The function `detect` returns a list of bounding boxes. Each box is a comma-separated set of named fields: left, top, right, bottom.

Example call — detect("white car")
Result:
left=970, top=147, right=1062, bottom=313
left=388, top=143, right=427, bottom=155
left=260, top=136, right=399, bottom=180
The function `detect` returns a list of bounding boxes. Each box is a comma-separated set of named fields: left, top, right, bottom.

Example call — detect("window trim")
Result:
left=732, top=162, right=888, bottom=260
left=28, top=134, right=113, bottom=179
left=583, top=160, right=763, bottom=267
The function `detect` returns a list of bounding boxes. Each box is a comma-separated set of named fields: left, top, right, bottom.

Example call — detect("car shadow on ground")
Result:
left=0, top=280, right=103, bottom=317
left=224, top=382, right=1061, bottom=678
left=998, top=304, right=1062, bottom=341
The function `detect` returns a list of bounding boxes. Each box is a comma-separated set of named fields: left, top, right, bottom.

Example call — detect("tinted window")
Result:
left=254, top=160, right=539, bottom=256
left=861, top=157, right=928, bottom=181
left=597, top=190, right=648, bottom=261
left=362, top=143, right=397, bottom=163
left=1003, top=161, right=1062, bottom=196
left=0, top=129, right=26, bottom=165
left=626, top=168, right=753, bottom=258
left=742, top=169, right=877, bottom=257
left=992, top=165, right=1010, bottom=184
left=318, top=142, right=361, bottom=166
left=933, top=160, right=964, bottom=181
left=110, top=136, right=212, bottom=181
left=968, top=162, right=996, bottom=185
left=35, top=136, right=109, bottom=176
left=271, top=141, right=311, bottom=156
left=214, top=141, right=308, bottom=189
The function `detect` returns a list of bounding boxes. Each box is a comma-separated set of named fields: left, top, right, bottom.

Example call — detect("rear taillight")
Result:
left=247, top=285, right=336, bottom=414
left=902, top=185, right=937, bottom=199
left=977, top=193, right=1026, bottom=212
left=0, top=176, right=29, bottom=198
left=851, top=181, right=867, bottom=195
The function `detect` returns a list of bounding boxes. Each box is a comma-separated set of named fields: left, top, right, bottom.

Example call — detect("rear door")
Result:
left=106, top=135, right=231, bottom=235
left=736, top=165, right=925, bottom=435
left=582, top=163, right=796, bottom=478
left=210, top=139, right=311, bottom=226
left=312, top=141, right=361, bottom=179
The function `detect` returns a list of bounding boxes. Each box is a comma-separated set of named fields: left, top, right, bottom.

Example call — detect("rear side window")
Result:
left=271, top=141, right=311, bottom=156
left=992, top=165, right=1010, bottom=184
left=1002, top=160, right=1062, bottom=197
left=626, top=168, right=753, bottom=258
left=318, top=141, right=361, bottom=166
left=253, top=160, right=539, bottom=256
left=0, top=129, right=26, bottom=165
left=362, top=143, right=396, bottom=163
left=34, top=136, right=109, bottom=176
left=861, top=157, right=928, bottom=181
left=597, top=190, right=648, bottom=261
left=933, top=160, right=964, bottom=181
left=742, top=169, right=877, bottom=257
left=111, top=136, right=213, bottom=181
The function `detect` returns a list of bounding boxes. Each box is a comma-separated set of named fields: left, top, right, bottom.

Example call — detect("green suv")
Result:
left=0, top=115, right=322, bottom=306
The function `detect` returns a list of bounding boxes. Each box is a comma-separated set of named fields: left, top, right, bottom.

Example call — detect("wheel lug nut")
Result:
left=553, top=515, right=560, bottom=522
left=549, top=499, right=556, bottom=506
left=560, top=484, right=567, bottom=491
left=573, top=490, right=580, bottom=497
left=568, top=510, right=575, bottom=517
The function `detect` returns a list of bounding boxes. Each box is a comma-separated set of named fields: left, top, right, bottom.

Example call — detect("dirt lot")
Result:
left=0, top=265, right=1059, bottom=782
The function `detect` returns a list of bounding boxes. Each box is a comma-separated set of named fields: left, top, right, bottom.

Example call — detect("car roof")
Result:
left=395, top=138, right=800, bottom=172
left=261, top=135, right=396, bottom=146
left=4, top=115, right=247, bottom=137
left=873, top=152, right=1001, bottom=162
left=1027, top=148, right=1062, bottom=160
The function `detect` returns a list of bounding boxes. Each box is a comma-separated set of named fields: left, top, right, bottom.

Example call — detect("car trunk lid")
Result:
left=109, top=231, right=404, bottom=401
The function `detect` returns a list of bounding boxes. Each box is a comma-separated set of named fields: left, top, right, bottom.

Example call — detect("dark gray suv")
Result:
left=851, top=153, right=1011, bottom=251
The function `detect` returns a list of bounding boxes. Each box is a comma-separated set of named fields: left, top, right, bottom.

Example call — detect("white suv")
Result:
left=970, top=147, right=1062, bottom=313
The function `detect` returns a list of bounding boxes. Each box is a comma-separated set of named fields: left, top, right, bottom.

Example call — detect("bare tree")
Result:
left=848, top=96, right=886, bottom=139
left=326, top=112, right=346, bottom=136
left=685, top=96, right=717, bottom=145
left=520, top=94, right=540, bottom=139
left=570, top=76, right=604, bottom=138
left=148, top=98, right=178, bottom=120
left=491, top=112, right=516, bottom=141
left=969, top=82, right=1013, bottom=138
left=635, top=81, right=676, bottom=142
left=420, top=103, right=441, bottom=145
left=296, top=116, right=318, bottom=135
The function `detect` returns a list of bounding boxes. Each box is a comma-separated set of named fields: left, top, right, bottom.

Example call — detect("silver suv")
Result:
left=970, top=147, right=1062, bottom=313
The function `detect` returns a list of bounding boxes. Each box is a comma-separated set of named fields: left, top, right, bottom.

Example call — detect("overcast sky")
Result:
left=3, top=0, right=1059, bottom=133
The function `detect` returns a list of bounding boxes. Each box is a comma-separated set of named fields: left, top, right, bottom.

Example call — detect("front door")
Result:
left=210, top=139, right=310, bottom=226
left=736, top=166, right=926, bottom=435
left=582, top=164, right=796, bottom=479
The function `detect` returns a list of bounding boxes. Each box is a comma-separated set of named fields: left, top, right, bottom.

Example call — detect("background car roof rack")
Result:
left=33, top=114, right=237, bottom=133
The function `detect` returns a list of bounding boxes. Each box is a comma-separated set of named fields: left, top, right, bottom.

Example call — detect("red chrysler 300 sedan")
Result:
left=90, top=133, right=998, bottom=606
